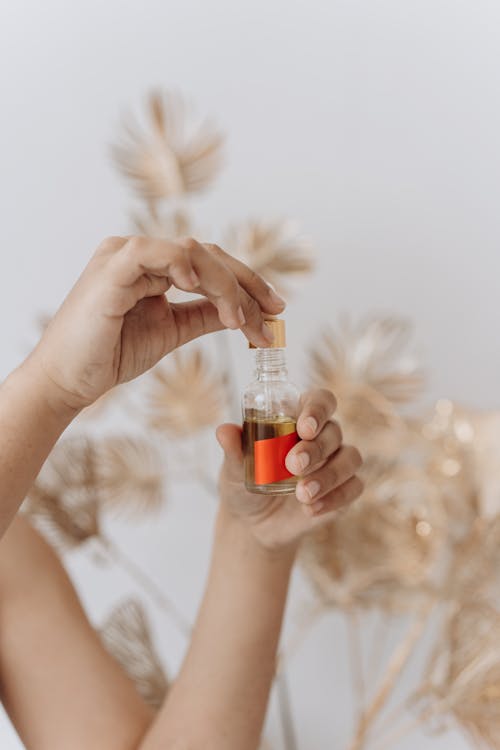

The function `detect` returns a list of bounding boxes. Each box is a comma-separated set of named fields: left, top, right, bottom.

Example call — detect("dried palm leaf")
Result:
left=418, top=601, right=500, bottom=748
left=148, top=348, right=228, bottom=437
left=446, top=515, right=500, bottom=605
left=301, top=461, right=446, bottom=612
left=469, top=411, right=500, bottom=518
left=226, top=220, right=313, bottom=295
left=311, top=316, right=424, bottom=404
left=112, top=91, right=224, bottom=201
left=100, top=598, right=168, bottom=709
left=99, top=436, right=165, bottom=516
left=418, top=401, right=479, bottom=538
left=24, top=437, right=101, bottom=550
left=309, top=317, right=423, bottom=456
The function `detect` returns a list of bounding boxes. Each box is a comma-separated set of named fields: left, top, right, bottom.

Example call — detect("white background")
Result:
left=1, top=1, right=499, bottom=748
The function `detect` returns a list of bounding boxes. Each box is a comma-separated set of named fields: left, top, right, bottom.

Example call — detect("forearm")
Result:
left=142, top=508, right=296, bottom=750
left=0, top=358, right=76, bottom=537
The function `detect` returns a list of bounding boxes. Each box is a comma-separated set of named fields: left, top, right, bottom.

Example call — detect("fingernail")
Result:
left=303, top=416, right=318, bottom=437
left=289, top=451, right=310, bottom=474
left=306, top=480, right=320, bottom=499
left=237, top=306, right=246, bottom=326
left=262, top=322, right=275, bottom=343
left=296, top=483, right=310, bottom=504
left=268, top=286, right=286, bottom=308
left=189, top=269, right=200, bottom=287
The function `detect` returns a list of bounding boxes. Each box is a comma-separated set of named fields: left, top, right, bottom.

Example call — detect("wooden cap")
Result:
left=249, top=318, right=286, bottom=348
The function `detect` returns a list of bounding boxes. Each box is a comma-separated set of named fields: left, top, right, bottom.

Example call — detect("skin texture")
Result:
left=0, top=235, right=363, bottom=749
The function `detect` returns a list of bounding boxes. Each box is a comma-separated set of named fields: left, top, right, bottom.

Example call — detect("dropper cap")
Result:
left=249, top=318, right=286, bottom=349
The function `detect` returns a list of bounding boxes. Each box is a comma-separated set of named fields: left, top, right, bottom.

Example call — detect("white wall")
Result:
left=1, top=1, right=499, bottom=748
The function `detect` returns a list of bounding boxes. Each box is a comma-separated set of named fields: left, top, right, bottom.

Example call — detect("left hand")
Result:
left=217, top=388, right=363, bottom=552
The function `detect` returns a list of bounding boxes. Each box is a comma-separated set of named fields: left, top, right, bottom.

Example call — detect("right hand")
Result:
left=28, top=236, right=286, bottom=414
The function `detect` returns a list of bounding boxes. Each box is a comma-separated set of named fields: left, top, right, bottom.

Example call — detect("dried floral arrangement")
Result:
left=24, top=90, right=500, bottom=750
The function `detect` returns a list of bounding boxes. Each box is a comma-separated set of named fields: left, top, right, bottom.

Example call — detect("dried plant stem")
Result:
left=346, top=610, right=366, bottom=721
left=367, top=611, right=391, bottom=683
left=346, top=603, right=433, bottom=750
left=276, top=669, right=299, bottom=750
left=370, top=695, right=410, bottom=742
left=371, top=709, right=432, bottom=750
left=100, top=535, right=191, bottom=637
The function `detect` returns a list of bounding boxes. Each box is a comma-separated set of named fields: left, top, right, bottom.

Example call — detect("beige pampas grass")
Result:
left=100, top=598, right=169, bottom=709
left=226, top=220, right=313, bottom=295
left=112, top=91, right=224, bottom=201
left=148, top=348, right=227, bottom=437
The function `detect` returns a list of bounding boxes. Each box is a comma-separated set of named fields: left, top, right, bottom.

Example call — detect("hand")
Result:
left=216, top=389, right=363, bottom=552
left=28, top=236, right=285, bottom=414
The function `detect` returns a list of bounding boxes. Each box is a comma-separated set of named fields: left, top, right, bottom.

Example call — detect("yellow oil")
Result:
left=242, top=414, right=298, bottom=495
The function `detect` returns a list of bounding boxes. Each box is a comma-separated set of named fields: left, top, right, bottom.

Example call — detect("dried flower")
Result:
left=311, top=316, right=424, bottom=404
left=469, top=411, right=500, bottom=518
left=419, top=601, right=500, bottom=748
left=301, top=461, right=446, bottom=612
left=309, top=317, right=423, bottom=455
left=100, top=598, right=168, bottom=709
left=226, top=220, right=313, bottom=295
left=24, top=437, right=101, bottom=550
left=148, top=348, right=227, bottom=437
left=99, top=436, right=165, bottom=516
left=112, top=91, right=224, bottom=201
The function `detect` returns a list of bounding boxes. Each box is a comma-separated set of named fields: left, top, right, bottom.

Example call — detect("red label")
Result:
left=254, top=431, right=299, bottom=485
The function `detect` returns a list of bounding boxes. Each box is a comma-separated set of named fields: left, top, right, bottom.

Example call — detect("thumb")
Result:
left=216, top=423, right=244, bottom=471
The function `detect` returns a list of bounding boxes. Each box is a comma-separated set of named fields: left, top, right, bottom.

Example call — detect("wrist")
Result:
left=10, top=356, right=81, bottom=427
left=216, top=504, right=299, bottom=566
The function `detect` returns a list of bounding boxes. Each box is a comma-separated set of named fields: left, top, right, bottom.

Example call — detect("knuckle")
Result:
left=124, top=235, right=145, bottom=255
left=179, top=236, right=199, bottom=255
left=205, top=242, right=223, bottom=256
left=98, top=235, right=126, bottom=253
left=330, top=420, right=343, bottom=446
left=243, top=294, right=262, bottom=321
left=318, top=388, right=337, bottom=415
left=327, top=463, right=338, bottom=486
left=346, top=446, right=363, bottom=470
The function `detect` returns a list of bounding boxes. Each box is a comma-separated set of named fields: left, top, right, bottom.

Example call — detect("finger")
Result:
left=112, top=236, right=200, bottom=288
left=285, top=420, right=342, bottom=475
left=132, top=274, right=171, bottom=299
left=295, top=445, right=363, bottom=504
left=216, top=423, right=244, bottom=477
left=203, top=243, right=286, bottom=314
left=296, top=389, right=338, bottom=441
left=302, top=476, right=364, bottom=518
left=111, top=236, right=242, bottom=328
left=237, top=291, right=276, bottom=347
left=169, top=299, right=225, bottom=346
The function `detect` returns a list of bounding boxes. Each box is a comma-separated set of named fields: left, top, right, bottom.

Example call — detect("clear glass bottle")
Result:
left=242, top=319, right=300, bottom=494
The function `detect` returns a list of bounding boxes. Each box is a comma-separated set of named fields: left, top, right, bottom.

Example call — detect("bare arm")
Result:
left=0, top=391, right=362, bottom=750
left=0, top=235, right=285, bottom=539
left=0, top=362, right=77, bottom=535
left=142, top=510, right=295, bottom=750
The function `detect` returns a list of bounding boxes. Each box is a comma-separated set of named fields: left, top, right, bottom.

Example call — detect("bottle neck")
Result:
left=254, top=348, right=288, bottom=381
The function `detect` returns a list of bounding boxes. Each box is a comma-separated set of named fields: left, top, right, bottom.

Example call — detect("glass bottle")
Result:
left=242, top=318, right=300, bottom=494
